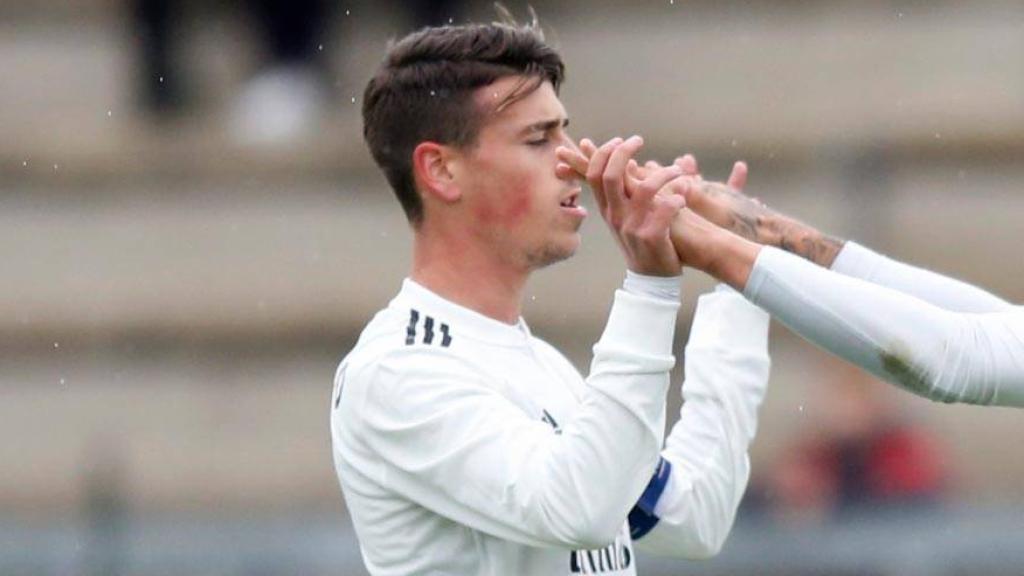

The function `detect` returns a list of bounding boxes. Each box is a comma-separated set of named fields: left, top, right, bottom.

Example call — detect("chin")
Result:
left=529, top=235, right=580, bottom=269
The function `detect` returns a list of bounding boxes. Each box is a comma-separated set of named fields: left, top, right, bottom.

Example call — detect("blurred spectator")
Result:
left=133, top=0, right=464, bottom=144
left=747, top=359, right=948, bottom=525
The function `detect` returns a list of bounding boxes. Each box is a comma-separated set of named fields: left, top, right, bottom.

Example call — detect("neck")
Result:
left=411, top=225, right=528, bottom=325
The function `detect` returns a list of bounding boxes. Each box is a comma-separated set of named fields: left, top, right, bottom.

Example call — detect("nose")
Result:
left=559, top=131, right=580, bottom=153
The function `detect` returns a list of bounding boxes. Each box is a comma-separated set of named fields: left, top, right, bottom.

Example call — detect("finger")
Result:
left=674, top=154, right=700, bottom=177
left=585, top=137, right=624, bottom=215
left=727, top=160, right=748, bottom=191
left=602, top=135, right=645, bottom=217
left=632, top=164, right=684, bottom=205
left=580, top=138, right=598, bottom=159
left=556, top=146, right=589, bottom=178
left=555, top=162, right=577, bottom=180
left=644, top=160, right=661, bottom=171
left=626, top=159, right=643, bottom=182
left=647, top=192, right=687, bottom=235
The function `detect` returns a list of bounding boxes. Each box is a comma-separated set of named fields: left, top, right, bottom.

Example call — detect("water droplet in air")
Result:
left=798, top=404, right=804, bottom=412
left=731, top=139, right=738, bottom=147
left=107, top=110, right=112, bottom=117
left=60, top=378, right=66, bottom=385
left=159, top=76, right=164, bottom=83
left=53, top=164, right=59, bottom=170
left=54, top=342, right=60, bottom=349
left=448, top=17, right=454, bottom=24
left=345, top=9, right=350, bottom=16
left=351, top=96, right=356, bottom=103
left=318, top=44, right=323, bottom=51
left=22, top=160, right=27, bottom=167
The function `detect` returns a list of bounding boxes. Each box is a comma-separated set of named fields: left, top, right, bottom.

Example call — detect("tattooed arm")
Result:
left=677, top=165, right=1009, bottom=313
left=682, top=179, right=845, bottom=268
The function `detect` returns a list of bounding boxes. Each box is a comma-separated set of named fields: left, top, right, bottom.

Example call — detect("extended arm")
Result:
left=631, top=285, right=771, bottom=558
left=681, top=174, right=1011, bottom=313
left=741, top=246, right=1024, bottom=407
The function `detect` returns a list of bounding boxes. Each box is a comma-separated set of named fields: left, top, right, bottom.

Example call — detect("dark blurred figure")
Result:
left=748, top=359, right=947, bottom=525
left=133, top=0, right=463, bottom=143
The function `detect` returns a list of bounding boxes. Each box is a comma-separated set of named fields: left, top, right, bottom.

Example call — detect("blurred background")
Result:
left=3, top=0, right=1023, bottom=575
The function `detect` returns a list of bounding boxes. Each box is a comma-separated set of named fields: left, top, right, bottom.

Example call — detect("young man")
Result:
left=557, top=146, right=1024, bottom=408
left=330, top=20, right=772, bottom=575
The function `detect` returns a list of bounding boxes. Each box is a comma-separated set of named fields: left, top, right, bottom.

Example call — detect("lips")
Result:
left=558, top=188, right=587, bottom=219
left=559, top=187, right=582, bottom=208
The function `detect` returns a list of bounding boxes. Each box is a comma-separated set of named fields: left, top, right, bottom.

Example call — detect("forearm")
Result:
left=634, top=287, right=771, bottom=558
left=832, top=241, right=1012, bottom=313
left=745, top=247, right=1024, bottom=407
left=670, top=211, right=762, bottom=290
left=692, top=181, right=845, bottom=268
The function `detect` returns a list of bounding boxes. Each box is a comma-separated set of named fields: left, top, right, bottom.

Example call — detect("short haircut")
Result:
left=361, top=15, right=565, bottom=226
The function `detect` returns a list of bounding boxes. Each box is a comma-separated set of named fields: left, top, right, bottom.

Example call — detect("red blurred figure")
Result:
left=758, top=359, right=947, bottom=524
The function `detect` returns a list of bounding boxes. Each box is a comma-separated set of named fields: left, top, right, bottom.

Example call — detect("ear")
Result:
left=412, top=142, right=461, bottom=203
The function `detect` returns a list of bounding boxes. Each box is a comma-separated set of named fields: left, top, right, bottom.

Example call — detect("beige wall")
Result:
left=3, top=1, right=1023, bottom=514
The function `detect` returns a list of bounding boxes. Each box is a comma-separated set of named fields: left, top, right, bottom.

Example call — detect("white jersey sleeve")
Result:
left=340, top=289, right=679, bottom=550
left=746, top=247, right=1024, bottom=407
left=631, top=286, right=771, bottom=558
left=832, top=241, right=1012, bottom=313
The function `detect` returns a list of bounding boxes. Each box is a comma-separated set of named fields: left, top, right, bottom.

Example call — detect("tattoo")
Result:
left=698, top=181, right=845, bottom=268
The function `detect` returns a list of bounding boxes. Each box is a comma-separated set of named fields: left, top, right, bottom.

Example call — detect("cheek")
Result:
left=472, top=175, right=535, bottom=228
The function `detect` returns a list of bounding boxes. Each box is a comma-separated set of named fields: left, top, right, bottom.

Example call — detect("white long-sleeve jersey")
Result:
left=330, top=279, right=770, bottom=575
left=745, top=242, right=1024, bottom=407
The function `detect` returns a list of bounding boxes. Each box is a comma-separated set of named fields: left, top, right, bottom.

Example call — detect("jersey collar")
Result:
left=391, top=278, right=533, bottom=347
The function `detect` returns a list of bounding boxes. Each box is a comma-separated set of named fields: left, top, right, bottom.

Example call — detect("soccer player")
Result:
left=557, top=146, right=1024, bottom=408
left=330, top=19, right=772, bottom=576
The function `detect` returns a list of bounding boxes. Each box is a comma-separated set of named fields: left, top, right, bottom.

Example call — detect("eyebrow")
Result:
left=519, top=117, right=570, bottom=137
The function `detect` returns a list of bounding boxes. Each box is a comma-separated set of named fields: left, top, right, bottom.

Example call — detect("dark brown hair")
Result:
left=362, top=17, right=565, bottom=225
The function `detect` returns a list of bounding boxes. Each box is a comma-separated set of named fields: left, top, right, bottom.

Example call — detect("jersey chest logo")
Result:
left=541, top=408, right=562, bottom=435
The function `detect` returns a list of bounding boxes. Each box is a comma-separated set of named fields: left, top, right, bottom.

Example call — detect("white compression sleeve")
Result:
left=832, top=241, right=1012, bottom=313
left=746, top=247, right=1024, bottom=407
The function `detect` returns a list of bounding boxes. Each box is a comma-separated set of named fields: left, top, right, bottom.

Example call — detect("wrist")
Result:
left=623, top=270, right=682, bottom=302
left=704, top=230, right=761, bottom=290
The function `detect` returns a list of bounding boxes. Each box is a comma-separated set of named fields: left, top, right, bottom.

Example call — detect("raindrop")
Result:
left=22, top=160, right=27, bottom=167
left=53, top=164, right=59, bottom=171
left=448, top=17, right=454, bottom=24
left=351, top=96, right=356, bottom=104
left=107, top=110, right=112, bottom=117
left=159, top=76, right=164, bottom=83
left=345, top=9, right=350, bottom=16
left=54, top=342, right=60, bottom=349
left=730, top=139, right=738, bottom=147
left=318, top=44, right=323, bottom=51
left=934, top=133, right=942, bottom=140
left=60, top=378, right=66, bottom=386
left=798, top=404, right=804, bottom=412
